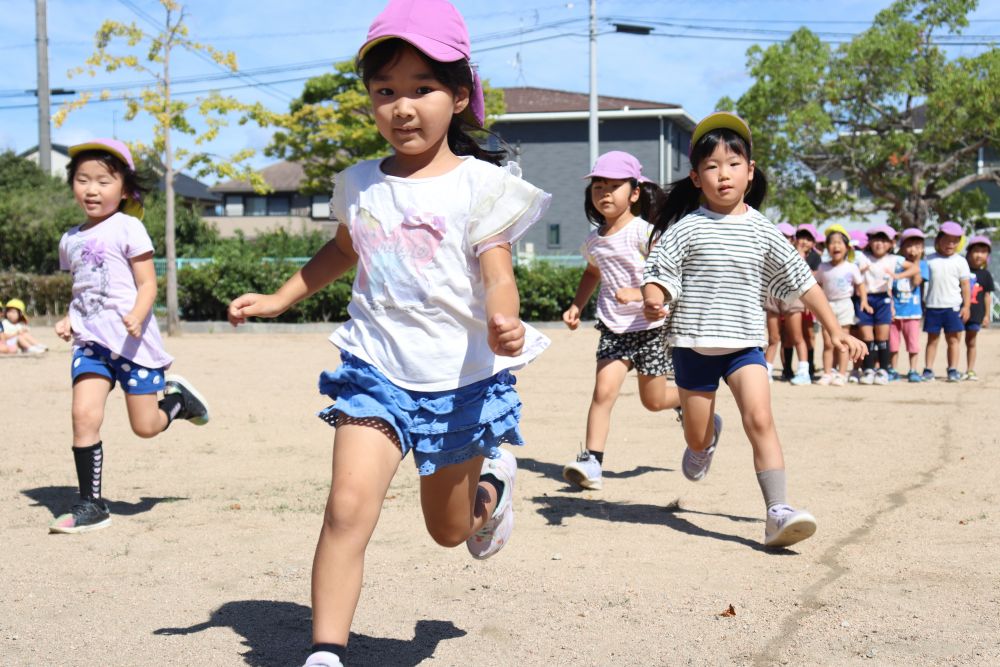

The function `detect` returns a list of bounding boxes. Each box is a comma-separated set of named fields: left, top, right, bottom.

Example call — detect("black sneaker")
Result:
left=49, top=498, right=112, bottom=534
left=164, top=374, right=210, bottom=425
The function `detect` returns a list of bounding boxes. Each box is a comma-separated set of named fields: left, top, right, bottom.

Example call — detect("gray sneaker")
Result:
left=302, top=652, right=343, bottom=667
left=764, top=504, right=817, bottom=547
left=49, top=498, right=112, bottom=534
left=562, top=451, right=603, bottom=490
left=682, top=413, right=723, bottom=482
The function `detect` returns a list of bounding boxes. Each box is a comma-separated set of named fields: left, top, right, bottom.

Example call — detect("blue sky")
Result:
left=2, top=0, right=999, bottom=181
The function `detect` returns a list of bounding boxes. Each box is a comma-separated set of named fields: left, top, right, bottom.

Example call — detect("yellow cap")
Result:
left=691, top=112, right=752, bottom=153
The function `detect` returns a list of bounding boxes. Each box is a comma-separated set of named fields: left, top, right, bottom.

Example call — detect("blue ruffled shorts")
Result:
left=318, top=352, right=524, bottom=476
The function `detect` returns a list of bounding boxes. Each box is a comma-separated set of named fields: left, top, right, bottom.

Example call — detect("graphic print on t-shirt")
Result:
left=353, top=207, right=446, bottom=305
left=68, top=236, right=111, bottom=320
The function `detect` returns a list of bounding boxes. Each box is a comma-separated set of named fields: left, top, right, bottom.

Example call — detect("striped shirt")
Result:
left=643, top=206, right=816, bottom=349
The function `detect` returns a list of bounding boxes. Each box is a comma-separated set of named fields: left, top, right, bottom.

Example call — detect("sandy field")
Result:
left=2, top=325, right=998, bottom=666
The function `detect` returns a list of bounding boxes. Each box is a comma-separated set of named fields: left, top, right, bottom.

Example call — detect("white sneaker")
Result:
left=466, top=448, right=516, bottom=559
left=682, top=414, right=723, bottom=482
left=874, top=369, right=889, bottom=385
left=562, top=450, right=603, bottom=490
left=860, top=369, right=875, bottom=385
left=790, top=369, right=812, bottom=385
left=27, top=344, right=48, bottom=354
left=302, top=652, right=343, bottom=667
left=847, top=370, right=860, bottom=384
left=764, top=504, right=817, bottom=547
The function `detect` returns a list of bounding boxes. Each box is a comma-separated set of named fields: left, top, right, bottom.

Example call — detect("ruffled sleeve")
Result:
left=329, top=170, right=348, bottom=230
left=468, top=162, right=552, bottom=256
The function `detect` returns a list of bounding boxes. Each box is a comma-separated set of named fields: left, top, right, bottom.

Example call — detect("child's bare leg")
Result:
left=765, top=313, right=780, bottom=365
left=965, top=329, right=978, bottom=372
left=821, top=328, right=835, bottom=374
left=124, top=393, right=169, bottom=438
left=72, top=375, right=113, bottom=445
left=677, top=389, right=717, bottom=452
left=725, top=365, right=784, bottom=472
left=925, top=332, right=940, bottom=371
left=636, top=374, right=681, bottom=412
left=945, top=331, right=961, bottom=369
left=584, top=360, right=629, bottom=454
left=420, top=456, right=495, bottom=547
left=784, top=312, right=807, bottom=363
left=312, top=419, right=402, bottom=646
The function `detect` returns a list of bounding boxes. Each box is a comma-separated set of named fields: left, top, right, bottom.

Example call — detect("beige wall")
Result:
left=203, top=215, right=334, bottom=240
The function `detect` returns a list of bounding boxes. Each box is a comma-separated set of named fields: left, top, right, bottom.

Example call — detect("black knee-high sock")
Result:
left=73, top=442, right=103, bottom=500
left=876, top=340, right=891, bottom=372
left=807, top=348, right=816, bottom=378
left=863, top=341, right=876, bottom=370
left=311, top=643, right=347, bottom=663
left=782, top=347, right=794, bottom=378
left=158, top=393, right=185, bottom=430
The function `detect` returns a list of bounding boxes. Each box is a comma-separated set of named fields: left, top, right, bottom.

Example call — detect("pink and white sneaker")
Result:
left=466, top=448, right=516, bottom=560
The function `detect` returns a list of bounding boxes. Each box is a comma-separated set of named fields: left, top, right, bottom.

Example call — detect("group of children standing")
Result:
left=22, top=1, right=990, bottom=665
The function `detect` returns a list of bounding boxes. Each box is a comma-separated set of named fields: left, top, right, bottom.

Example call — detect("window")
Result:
left=267, top=196, right=290, bottom=216
left=311, top=194, right=331, bottom=219
left=224, top=194, right=243, bottom=217
left=547, top=223, right=561, bottom=247
left=245, top=196, right=267, bottom=217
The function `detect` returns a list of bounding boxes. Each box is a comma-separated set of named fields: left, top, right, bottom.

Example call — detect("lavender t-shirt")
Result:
left=59, top=212, right=173, bottom=369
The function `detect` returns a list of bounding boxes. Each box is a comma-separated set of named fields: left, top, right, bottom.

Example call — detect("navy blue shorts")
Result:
left=965, top=322, right=982, bottom=333
left=672, top=347, right=766, bottom=392
left=924, top=307, right=965, bottom=334
left=856, top=292, right=893, bottom=326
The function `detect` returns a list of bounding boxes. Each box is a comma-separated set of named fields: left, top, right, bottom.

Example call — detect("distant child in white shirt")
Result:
left=814, top=226, right=866, bottom=385
left=922, top=221, right=971, bottom=382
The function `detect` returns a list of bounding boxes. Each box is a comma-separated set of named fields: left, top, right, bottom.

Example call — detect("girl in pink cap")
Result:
left=560, top=151, right=683, bottom=491
left=962, top=234, right=993, bottom=380
left=641, top=112, right=866, bottom=548
left=890, top=228, right=930, bottom=382
left=49, top=139, right=209, bottom=535
left=227, top=3, right=550, bottom=665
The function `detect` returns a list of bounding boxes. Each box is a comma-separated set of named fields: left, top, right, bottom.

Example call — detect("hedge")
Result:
left=3, top=260, right=594, bottom=323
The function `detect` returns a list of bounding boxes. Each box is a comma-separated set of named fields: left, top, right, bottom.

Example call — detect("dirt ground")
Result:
left=2, top=325, right=998, bottom=666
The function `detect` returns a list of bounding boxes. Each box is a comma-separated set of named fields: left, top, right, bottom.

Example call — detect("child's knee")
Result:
left=71, top=404, right=103, bottom=432
left=424, top=519, right=469, bottom=548
left=741, top=407, right=774, bottom=437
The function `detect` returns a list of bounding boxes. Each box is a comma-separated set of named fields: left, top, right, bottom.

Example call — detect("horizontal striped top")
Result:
left=643, top=206, right=816, bottom=349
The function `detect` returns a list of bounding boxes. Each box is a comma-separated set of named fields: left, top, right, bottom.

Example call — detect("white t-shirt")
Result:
left=329, top=157, right=552, bottom=391
left=816, top=260, right=863, bottom=301
left=924, top=252, right=971, bottom=309
left=582, top=217, right=663, bottom=334
left=861, top=252, right=900, bottom=294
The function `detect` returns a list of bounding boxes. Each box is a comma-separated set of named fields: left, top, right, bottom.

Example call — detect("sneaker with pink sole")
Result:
left=466, top=448, right=516, bottom=559
left=830, top=373, right=846, bottom=387
left=815, top=373, right=834, bottom=386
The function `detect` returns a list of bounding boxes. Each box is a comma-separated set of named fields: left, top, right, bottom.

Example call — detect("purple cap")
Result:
left=866, top=224, right=897, bottom=240
left=849, top=229, right=868, bottom=249
left=584, top=151, right=650, bottom=182
left=776, top=222, right=795, bottom=237
left=899, top=228, right=926, bottom=241
left=938, top=221, right=963, bottom=237
left=795, top=223, right=821, bottom=241
left=967, top=234, right=992, bottom=249
left=358, top=0, right=484, bottom=127
left=68, top=138, right=144, bottom=220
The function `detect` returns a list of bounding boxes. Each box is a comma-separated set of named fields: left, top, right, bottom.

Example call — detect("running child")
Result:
left=227, top=3, right=551, bottom=665
left=641, top=112, right=866, bottom=547
left=923, top=221, right=971, bottom=382
left=814, top=225, right=865, bottom=386
left=51, top=139, right=209, bottom=534
left=889, top=228, right=929, bottom=382
left=963, top=234, right=994, bottom=380
left=560, top=151, right=682, bottom=491
left=2, top=299, right=48, bottom=354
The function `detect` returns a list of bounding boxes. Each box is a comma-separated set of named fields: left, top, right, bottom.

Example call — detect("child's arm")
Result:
left=641, top=283, right=670, bottom=321
left=54, top=314, right=72, bottom=341
left=856, top=281, right=873, bottom=313
left=228, top=226, right=358, bottom=325
left=984, top=291, right=992, bottom=328
left=123, top=252, right=157, bottom=338
left=480, top=243, right=524, bottom=357
left=960, top=278, right=971, bottom=322
left=563, top=263, right=600, bottom=330
left=800, top=284, right=868, bottom=362
left=892, top=260, right=920, bottom=282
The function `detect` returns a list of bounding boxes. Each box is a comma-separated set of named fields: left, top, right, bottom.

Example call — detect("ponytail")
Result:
left=447, top=117, right=506, bottom=166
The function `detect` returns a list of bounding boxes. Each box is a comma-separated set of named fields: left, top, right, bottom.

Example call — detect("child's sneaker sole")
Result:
left=164, top=374, right=210, bottom=425
left=562, top=458, right=602, bottom=490
left=764, top=510, right=817, bottom=547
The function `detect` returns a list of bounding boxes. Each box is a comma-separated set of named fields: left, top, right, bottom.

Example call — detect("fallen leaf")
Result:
left=229, top=503, right=241, bottom=510
left=720, top=604, right=736, bottom=617
left=959, top=520, right=967, bottom=525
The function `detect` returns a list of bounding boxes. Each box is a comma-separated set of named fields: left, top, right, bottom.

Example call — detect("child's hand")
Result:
left=960, top=305, right=971, bottom=322
left=562, top=305, right=580, bottom=330
left=642, top=297, right=668, bottom=321
left=54, top=316, right=72, bottom=341
left=861, top=301, right=874, bottom=314
left=227, top=293, right=286, bottom=326
left=615, top=287, right=642, bottom=304
left=834, top=331, right=868, bottom=363
left=488, top=313, right=524, bottom=357
left=983, top=316, right=990, bottom=329
left=122, top=313, right=143, bottom=338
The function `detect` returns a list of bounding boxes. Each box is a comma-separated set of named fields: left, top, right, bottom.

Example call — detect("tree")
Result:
left=267, top=61, right=507, bottom=194
left=722, top=0, right=1000, bottom=229
left=54, top=0, right=272, bottom=334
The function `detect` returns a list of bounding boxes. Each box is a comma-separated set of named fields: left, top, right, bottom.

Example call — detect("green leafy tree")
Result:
left=267, top=61, right=507, bottom=194
left=54, top=0, right=273, bottom=334
left=722, top=0, right=1000, bottom=229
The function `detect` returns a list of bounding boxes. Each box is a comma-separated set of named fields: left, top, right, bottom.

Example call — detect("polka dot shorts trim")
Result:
left=71, top=342, right=165, bottom=395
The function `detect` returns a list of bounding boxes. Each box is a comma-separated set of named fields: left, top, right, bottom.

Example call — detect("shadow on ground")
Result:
left=22, top=485, right=188, bottom=517
left=155, top=600, right=466, bottom=667
left=518, top=457, right=672, bottom=491
left=530, top=495, right=797, bottom=554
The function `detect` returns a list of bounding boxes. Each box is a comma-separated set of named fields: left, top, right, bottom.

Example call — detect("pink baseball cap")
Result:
left=776, top=222, right=795, bottom=237
left=899, top=228, right=926, bottom=241
left=967, top=234, right=992, bottom=249
left=584, top=151, right=651, bottom=182
left=68, top=138, right=144, bottom=220
left=795, top=223, right=821, bottom=241
left=358, top=0, right=485, bottom=127
left=866, top=224, right=897, bottom=240
left=938, top=221, right=963, bottom=237
left=849, top=229, right=868, bottom=249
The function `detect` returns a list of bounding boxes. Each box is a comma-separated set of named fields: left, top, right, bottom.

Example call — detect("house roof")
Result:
left=211, top=160, right=305, bottom=193
left=168, top=172, right=220, bottom=202
left=500, top=86, right=680, bottom=114
left=17, top=143, right=71, bottom=158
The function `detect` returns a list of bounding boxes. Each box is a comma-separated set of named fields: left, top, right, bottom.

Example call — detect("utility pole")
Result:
left=35, top=0, right=51, bottom=175
left=588, top=0, right=598, bottom=167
